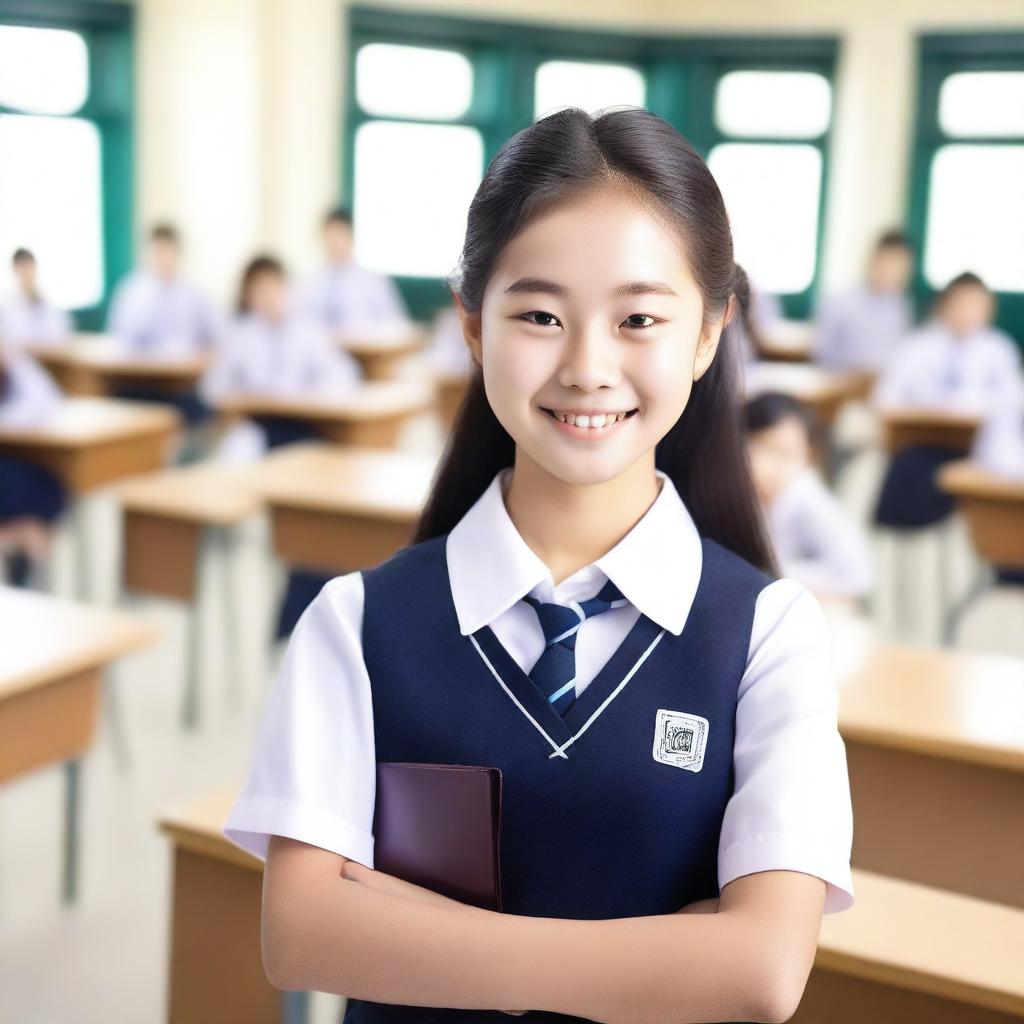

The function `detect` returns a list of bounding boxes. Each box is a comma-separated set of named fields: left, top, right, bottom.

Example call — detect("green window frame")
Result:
left=345, top=6, right=837, bottom=322
left=909, top=32, right=1024, bottom=346
left=0, top=0, right=134, bottom=330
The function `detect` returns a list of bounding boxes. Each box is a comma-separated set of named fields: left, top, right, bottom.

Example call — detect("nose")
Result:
left=556, top=322, right=622, bottom=393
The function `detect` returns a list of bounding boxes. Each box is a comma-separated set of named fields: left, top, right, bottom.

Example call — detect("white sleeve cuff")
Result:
left=222, top=794, right=375, bottom=867
left=719, top=832, right=855, bottom=914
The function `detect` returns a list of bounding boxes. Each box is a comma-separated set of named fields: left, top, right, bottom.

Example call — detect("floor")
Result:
left=1, top=401, right=1022, bottom=1023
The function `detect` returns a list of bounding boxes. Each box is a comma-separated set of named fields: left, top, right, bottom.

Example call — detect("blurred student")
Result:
left=745, top=391, right=873, bottom=602
left=813, top=230, right=914, bottom=373
left=426, top=304, right=472, bottom=376
left=106, top=223, right=222, bottom=358
left=973, top=381, right=1024, bottom=479
left=294, top=207, right=412, bottom=340
left=873, top=272, right=1022, bottom=528
left=201, top=254, right=362, bottom=457
left=0, top=344, right=66, bottom=587
left=0, top=248, right=72, bottom=352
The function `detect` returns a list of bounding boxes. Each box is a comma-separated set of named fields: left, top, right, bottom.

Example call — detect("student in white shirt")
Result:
left=0, top=248, right=71, bottom=351
left=293, top=206, right=413, bottom=341
left=0, top=344, right=65, bottom=586
left=426, top=304, right=474, bottom=377
left=201, top=253, right=362, bottom=457
left=813, top=229, right=914, bottom=373
left=222, top=107, right=853, bottom=1024
left=873, top=271, right=1023, bottom=528
left=745, top=391, right=873, bottom=602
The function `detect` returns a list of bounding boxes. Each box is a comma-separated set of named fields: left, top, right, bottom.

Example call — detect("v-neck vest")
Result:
left=350, top=533, right=771, bottom=1024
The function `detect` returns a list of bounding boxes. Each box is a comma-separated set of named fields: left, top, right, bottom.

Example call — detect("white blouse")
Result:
left=293, top=261, right=411, bottom=333
left=224, top=467, right=856, bottom=914
left=813, top=285, right=913, bottom=373
left=0, top=290, right=71, bottom=351
left=0, top=350, right=62, bottom=426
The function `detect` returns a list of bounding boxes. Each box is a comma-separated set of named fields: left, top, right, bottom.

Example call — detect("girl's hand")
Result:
left=339, top=861, right=530, bottom=1016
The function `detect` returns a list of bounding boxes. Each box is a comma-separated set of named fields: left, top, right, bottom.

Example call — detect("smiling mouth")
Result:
left=539, top=407, right=639, bottom=429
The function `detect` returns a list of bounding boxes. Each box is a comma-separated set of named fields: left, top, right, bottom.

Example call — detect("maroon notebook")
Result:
left=372, top=762, right=503, bottom=911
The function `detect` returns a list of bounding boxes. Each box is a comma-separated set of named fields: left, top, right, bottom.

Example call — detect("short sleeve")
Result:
left=222, top=571, right=377, bottom=866
left=718, top=578, right=855, bottom=914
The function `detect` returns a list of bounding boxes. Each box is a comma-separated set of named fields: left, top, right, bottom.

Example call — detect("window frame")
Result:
left=345, top=6, right=837, bottom=322
left=0, top=0, right=134, bottom=330
left=909, top=32, right=1024, bottom=347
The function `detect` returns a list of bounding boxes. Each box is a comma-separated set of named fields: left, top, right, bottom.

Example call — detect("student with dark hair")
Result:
left=224, top=106, right=854, bottom=1023
left=873, top=271, right=1022, bottom=528
left=0, top=341, right=65, bottom=587
left=0, top=247, right=71, bottom=351
left=293, top=205, right=413, bottom=339
left=812, top=228, right=914, bottom=372
left=745, top=391, right=873, bottom=601
left=200, top=253, right=361, bottom=456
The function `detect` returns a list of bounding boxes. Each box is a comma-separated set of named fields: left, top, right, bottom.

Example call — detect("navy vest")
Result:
left=343, top=533, right=771, bottom=1024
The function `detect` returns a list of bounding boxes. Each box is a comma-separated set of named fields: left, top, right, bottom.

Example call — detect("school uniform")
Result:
left=223, top=467, right=855, bottom=1023
left=813, top=285, right=912, bottom=373
left=0, top=289, right=71, bottom=351
left=0, top=351, right=66, bottom=525
left=872, top=321, right=1023, bottom=528
left=293, top=260, right=411, bottom=334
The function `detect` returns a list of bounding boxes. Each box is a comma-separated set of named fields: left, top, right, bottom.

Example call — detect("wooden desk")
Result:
left=939, top=460, right=1024, bottom=568
left=0, top=397, right=180, bottom=492
left=0, top=586, right=158, bottom=902
left=252, top=444, right=438, bottom=574
left=838, top=643, right=1024, bottom=907
left=117, top=462, right=261, bottom=728
left=216, top=379, right=435, bottom=449
left=745, top=362, right=875, bottom=426
left=757, top=319, right=813, bottom=363
left=881, top=407, right=980, bottom=455
left=794, top=869, right=1024, bottom=1023
left=339, top=327, right=427, bottom=381
left=29, top=334, right=209, bottom=397
left=435, top=370, right=470, bottom=433
left=158, top=786, right=309, bottom=1024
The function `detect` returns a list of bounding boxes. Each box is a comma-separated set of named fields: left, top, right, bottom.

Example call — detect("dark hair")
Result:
left=235, top=254, right=285, bottom=315
left=12, top=248, right=35, bottom=265
left=874, top=229, right=913, bottom=253
left=324, top=206, right=353, bottom=229
left=744, top=390, right=823, bottom=451
left=412, top=105, right=775, bottom=573
left=939, top=271, right=988, bottom=300
left=150, top=223, right=180, bottom=245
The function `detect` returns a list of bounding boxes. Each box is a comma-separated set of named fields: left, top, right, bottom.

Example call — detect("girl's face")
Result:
left=247, top=272, right=288, bottom=322
left=460, top=187, right=725, bottom=487
left=939, top=285, right=994, bottom=339
left=747, top=415, right=811, bottom=505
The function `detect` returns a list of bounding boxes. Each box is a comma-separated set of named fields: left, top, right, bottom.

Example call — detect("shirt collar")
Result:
left=446, top=467, right=703, bottom=637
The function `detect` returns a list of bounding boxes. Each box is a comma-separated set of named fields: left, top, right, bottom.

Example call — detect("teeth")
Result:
left=552, top=410, right=631, bottom=428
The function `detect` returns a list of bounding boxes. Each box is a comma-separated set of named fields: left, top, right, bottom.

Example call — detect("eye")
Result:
left=622, top=313, right=659, bottom=330
left=518, top=311, right=562, bottom=328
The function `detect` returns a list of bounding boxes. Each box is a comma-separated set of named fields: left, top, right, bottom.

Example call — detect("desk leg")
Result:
left=182, top=527, right=219, bottom=730
left=282, top=990, right=311, bottom=1024
left=218, top=527, right=244, bottom=714
left=72, top=499, right=93, bottom=601
left=62, top=758, right=81, bottom=905
left=942, top=562, right=993, bottom=646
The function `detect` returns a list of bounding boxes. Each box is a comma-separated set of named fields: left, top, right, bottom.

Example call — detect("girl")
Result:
left=200, top=253, right=362, bottom=456
left=0, top=344, right=66, bottom=586
left=873, top=272, right=1022, bottom=529
left=745, top=391, right=873, bottom=604
left=223, top=107, right=854, bottom=1023
left=0, top=248, right=71, bottom=351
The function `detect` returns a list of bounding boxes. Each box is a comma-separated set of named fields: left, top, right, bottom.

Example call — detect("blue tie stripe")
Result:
left=522, top=578, right=627, bottom=716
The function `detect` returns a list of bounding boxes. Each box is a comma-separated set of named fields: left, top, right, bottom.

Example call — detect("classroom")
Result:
left=1, top=0, right=1023, bottom=1022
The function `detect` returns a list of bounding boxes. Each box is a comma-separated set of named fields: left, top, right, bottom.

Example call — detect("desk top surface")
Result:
left=0, top=397, right=180, bottom=448
left=0, top=586, right=159, bottom=700
left=116, top=460, right=262, bottom=524
left=745, top=361, right=870, bottom=399
left=938, top=459, right=1024, bottom=500
left=215, top=379, right=435, bottom=421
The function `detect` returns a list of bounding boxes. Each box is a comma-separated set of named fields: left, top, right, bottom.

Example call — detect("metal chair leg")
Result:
left=62, top=758, right=81, bottom=905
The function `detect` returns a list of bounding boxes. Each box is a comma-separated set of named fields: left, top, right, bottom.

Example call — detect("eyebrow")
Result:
left=503, top=277, right=679, bottom=299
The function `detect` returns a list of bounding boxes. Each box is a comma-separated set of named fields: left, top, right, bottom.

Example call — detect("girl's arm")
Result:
left=262, top=835, right=824, bottom=1024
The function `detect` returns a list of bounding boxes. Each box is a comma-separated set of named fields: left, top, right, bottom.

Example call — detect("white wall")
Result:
left=135, top=0, right=1024, bottom=302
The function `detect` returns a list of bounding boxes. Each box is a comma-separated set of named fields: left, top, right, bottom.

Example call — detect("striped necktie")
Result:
left=522, top=578, right=628, bottom=716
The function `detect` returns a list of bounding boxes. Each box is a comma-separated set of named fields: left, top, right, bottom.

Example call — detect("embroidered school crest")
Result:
left=652, top=709, right=709, bottom=772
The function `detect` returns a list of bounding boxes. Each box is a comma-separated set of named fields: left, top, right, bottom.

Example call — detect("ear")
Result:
left=693, top=301, right=730, bottom=381
left=452, top=293, right=483, bottom=368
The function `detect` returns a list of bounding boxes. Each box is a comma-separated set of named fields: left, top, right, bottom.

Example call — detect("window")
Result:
left=346, top=7, right=836, bottom=321
left=0, top=6, right=133, bottom=327
left=534, top=60, right=645, bottom=119
left=911, top=36, right=1024, bottom=342
left=708, top=70, right=832, bottom=300
left=349, top=40, right=483, bottom=280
